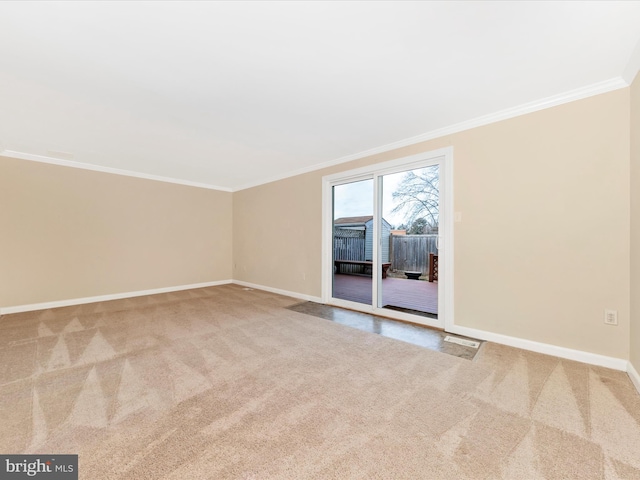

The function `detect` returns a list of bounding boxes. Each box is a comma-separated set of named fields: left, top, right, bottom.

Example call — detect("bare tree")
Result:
left=391, top=166, right=439, bottom=231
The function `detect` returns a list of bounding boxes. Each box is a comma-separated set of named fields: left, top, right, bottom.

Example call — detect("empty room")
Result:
left=1, top=1, right=640, bottom=479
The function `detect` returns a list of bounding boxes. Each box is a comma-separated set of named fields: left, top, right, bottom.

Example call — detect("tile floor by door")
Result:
left=286, top=301, right=481, bottom=360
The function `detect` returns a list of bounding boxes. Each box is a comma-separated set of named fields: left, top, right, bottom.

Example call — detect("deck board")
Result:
left=332, top=274, right=438, bottom=315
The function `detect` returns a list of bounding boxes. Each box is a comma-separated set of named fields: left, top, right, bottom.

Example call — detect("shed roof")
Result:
left=334, top=216, right=392, bottom=228
left=334, top=216, right=373, bottom=225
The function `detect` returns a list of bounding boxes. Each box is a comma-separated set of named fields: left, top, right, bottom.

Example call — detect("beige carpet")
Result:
left=1, top=284, right=639, bottom=479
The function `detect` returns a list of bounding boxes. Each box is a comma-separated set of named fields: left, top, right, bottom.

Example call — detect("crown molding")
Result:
left=234, top=77, right=627, bottom=192
left=622, top=37, right=640, bottom=85
left=0, top=150, right=233, bottom=192
left=2, top=76, right=628, bottom=194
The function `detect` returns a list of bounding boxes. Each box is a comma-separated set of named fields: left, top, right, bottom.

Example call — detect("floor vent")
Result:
left=444, top=336, right=480, bottom=349
left=242, top=287, right=254, bottom=291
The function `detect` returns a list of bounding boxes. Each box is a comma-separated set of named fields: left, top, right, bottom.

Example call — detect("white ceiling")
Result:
left=1, top=1, right=640, bottom=191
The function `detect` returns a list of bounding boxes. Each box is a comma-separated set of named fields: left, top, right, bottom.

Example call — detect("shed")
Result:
left=334, top=216, right=391, bottom=262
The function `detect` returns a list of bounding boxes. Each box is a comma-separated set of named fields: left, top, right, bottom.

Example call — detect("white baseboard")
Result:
left=628, top=362, right=640, bottom=394
left=232, top=280, right=323, bottom=303
left=448, top=325, right=628, bottom=372
left=232, top=282, right=630, bottom=373
left=231, top=282, right=629, bottom=372
left=0, top=280, right=233, bottom=315
left=2, top=279, right=634, bottom=380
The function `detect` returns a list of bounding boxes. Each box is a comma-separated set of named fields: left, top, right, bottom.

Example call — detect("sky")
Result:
left=333, top=171, right=406, bottom=228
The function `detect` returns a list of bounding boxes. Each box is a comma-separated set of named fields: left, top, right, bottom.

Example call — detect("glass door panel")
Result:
left=379, top=165, right=439, bottom=318
left=332, top=179, right=374, bottom=305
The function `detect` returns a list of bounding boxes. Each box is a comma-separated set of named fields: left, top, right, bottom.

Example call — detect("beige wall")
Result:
left=234, top=172, right=322, bottom=297
left=234, top=89, right=631, bottom=359
left=0, top=156, right=232, bottom=308
left=631, top=73, right=640, bottom=371
left=1, top=87, right=632, bottom=360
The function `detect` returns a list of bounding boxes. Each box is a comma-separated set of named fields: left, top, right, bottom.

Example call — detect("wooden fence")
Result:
left=333, top=235, right=365, bottom=274
left=390, top=234, right=438, bottom=274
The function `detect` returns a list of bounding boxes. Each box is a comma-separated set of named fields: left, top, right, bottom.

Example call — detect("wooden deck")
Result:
left=333, top=274, right=438, bottom=315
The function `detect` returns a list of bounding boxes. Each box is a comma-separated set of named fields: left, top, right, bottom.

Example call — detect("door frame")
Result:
left=321, top=146, right=454, bottom=331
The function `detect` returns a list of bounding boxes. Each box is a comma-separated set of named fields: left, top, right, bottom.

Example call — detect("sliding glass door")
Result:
left=323, top=149, right=451, bottom=330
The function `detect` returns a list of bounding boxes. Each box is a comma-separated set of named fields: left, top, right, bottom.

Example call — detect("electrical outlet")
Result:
left=604, top=309, right=618, bottom=326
